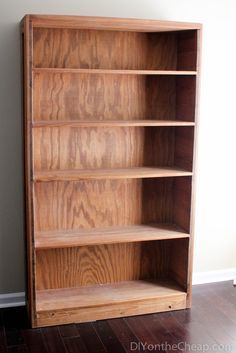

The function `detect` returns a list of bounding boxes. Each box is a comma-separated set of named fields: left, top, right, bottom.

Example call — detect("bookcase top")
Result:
left=21, top=14, right=202, bottom=32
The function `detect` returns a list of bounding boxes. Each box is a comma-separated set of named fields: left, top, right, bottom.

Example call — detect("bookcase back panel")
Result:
left=34, top=179, right=175, bottom=232
left=33, top=73, right=177, bottom=121
left=36, top=240, right=173, bottom=289
left=33, top=29, right=177, bottom=70
left=33, top=177, right=191, bottom=232
left=33, top=127, right=175, bottom=170
left=33, top=28, right=197, bottom=71
left=34, top=179, right=143, bottom=231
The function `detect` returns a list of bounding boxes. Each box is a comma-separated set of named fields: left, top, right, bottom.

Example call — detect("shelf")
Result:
left=33, top=68, right=197, bottom=76
left=35, top=223, right=189, bottom=249
left=33, top=120, right=195, bottom=128
left=36, top=279, right=187, bottom=312
left=33, top=167, right=193, bottom=181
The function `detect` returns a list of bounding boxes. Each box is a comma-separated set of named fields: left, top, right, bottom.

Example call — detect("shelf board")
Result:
left=33, top=68, right=197, bottom=75
left=35, top=223, right=189, bottom=249
left=33, top=120, right=195, bottom=128
left=33, top=167, right=193, bottom=181
left=36, top=279, right=187, bottom=312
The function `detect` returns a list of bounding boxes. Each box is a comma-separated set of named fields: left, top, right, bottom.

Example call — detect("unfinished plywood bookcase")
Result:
left=21, top=15, right=201, bottom=327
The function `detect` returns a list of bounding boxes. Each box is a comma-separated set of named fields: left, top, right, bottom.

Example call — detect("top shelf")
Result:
left=33, top=68, right=197, bottom=76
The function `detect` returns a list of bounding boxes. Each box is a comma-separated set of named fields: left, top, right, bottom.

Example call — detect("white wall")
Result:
left=0, top=0, right=236, bottom=293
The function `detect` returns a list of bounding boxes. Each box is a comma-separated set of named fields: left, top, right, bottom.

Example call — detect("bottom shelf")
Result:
left=35, top=279, right=187, bottom=327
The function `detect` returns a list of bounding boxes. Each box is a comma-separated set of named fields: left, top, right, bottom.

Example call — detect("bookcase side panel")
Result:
left=22, top=16, right=36, bottom=326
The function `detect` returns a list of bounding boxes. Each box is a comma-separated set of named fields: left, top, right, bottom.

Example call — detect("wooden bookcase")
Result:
left=21, top=15, right=201, bottom=328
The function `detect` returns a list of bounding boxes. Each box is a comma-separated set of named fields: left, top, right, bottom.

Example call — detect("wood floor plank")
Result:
left=21, top=329, right=47, bottom=353
left=41, top=327, right=67, bottom=353
left=93, top=321, right=126, bottom=353
left=58, top=324, right=79, bottom=338
left=63, top=336, right=88, bottom=353
left=200, top=286, right=236, bottom=325
left=211, top=282, right=236, bottom=306
left=4, top=329, right=24, bottom=347
left=7, top=346, right=28, bottom=353
left=107, top=318, right=150, bottom=353
left=76, top=323, right=107, bottom=353
left=192, top=293, right=236, bottom=349
left=172, top=305, right=233, bottom=353
left=0, top=312, right=5, bottom=346
left=125, top=315, right=168, bottom=352
left=155, top=311, right=223, bottom=353
left=137, top=314, right=184, bottom=353
left=27, top=344, right=47, bottom=353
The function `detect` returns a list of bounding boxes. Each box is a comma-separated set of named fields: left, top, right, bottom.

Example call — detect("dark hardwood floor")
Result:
left=0, top=281, right=235, bottom=352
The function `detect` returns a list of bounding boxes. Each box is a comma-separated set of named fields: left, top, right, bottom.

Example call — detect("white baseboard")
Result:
left=0, top=292, right=25, bottom=308
left=0, top=269, right=235, bottom=308
left=193, top=268, right=236, bottom=285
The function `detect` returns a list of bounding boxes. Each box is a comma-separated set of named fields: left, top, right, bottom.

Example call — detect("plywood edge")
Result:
left=22, top=14, right=37, bottom=328
left=33, top=167, right=193, bottom=181
left=33, top=120, right=196, bottom=128
left=186, top=27, right=202, bottom=308
left=22, top=14, right=202, bottom=31
left=32, top=68, right=197, bottom=75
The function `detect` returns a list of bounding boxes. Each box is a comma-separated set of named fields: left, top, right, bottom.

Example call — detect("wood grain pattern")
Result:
left=36, top=279, right=186, bottom=311
left=36, top=286, right=187, bottom=327
left=35, top=223, right=190, bottom=249
left=33, top=127, right=174, bottom=171
left=36, top=243, right=142, bottom=289
left=33, top=126, right=194, bottom=172
left=33, top=30, right=177, bottom=70
left=34, top=177, right=191, bottom=232
left=34, top=179, right=142, bottom=231
left=33, top=73, right=177, bottom=121
left=35, top=240, right=182, bottom=289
